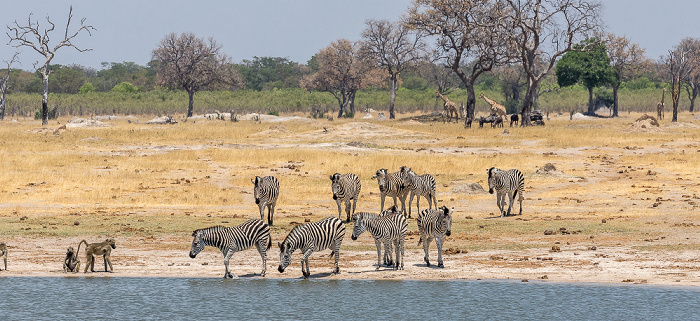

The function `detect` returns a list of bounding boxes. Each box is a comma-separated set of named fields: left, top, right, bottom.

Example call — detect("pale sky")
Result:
left=1, top=0, right=698, bottom=70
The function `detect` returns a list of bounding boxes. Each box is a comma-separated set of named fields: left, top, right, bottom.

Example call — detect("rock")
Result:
left=146, top=116, right=177, bottom=124
left=536, top=163, right=559, bottom=175
left=451, top=183, right=485, bottom=194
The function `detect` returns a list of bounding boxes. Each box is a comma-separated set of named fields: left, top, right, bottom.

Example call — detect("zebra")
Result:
left=278, top=216, right=345, bottom=278
left=251, top=175, right=279, bottom=226
left=487, top=167, right=524, bottom=217
left=372, top=168, right=409, bottom=215
left=400, top=166, right=437, bottom=219
left=351, top=209, right=407, bottom=270
left=189, top=219, right=271, bottom=278
left=416, top=206, right=453, bottom=268
left=330, top=173, right=362, bottom=222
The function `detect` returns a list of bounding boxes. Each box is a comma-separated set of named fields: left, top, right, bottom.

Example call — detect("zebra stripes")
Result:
left=278, top=216, right=345, bottom=278
left=416, top=206, right=453, bottom=268
left=330, top=173, right=361, bottom=222
left=351, top=210, right=407, bottom=270
left=189, top=219, right=271, bottom=278
left=400, top=166, right=437, bottom=218
left=487, top=167, right=524, bottom=217
left=372, top=168, right=409, bottom=214
left=251, top=175, right=280, bottom=226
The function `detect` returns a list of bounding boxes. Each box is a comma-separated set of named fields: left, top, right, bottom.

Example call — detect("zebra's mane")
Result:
left=192, top=225, right=227, bottom=236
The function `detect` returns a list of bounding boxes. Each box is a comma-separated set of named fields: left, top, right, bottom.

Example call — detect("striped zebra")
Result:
left=372, top=168, right=409, bottom=215
left=487, top=167, right=524, bottom=217
left=189, top=219, right=271, bottom=278
left=351, top=209, right=407, bottom=270
left=251, top=175, right=279, bottom=226
left=330, top=173, right=362, bottom=222
left=400, top=166, right=437, bottom=219
left=416, top=206, right=453, bottom=268
left=278, top=216, right=345, bottom=278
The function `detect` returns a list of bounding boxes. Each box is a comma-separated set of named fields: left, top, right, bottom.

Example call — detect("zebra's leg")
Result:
left=351, top=196, right=358, bottom=219
left=380, top=194, right=386, bottom=212
left=408, top=191, right=415, bottom=218
left=517, top=189, right=524, bottom=215
left=336, top=199, right=343, bottom=221
left=422, top=234, right=432, bottom=267
left=399, top=193, right=408, bottom=217
left=223, top=250, right=236, bottom=278
left=258, top=201, right=266, bottom=222
left=374, top=239, right=382, bottom=270
left=268, top=201, right=276, bottom=226
left=436, top=236, right=445, bottom=268
left=332, top=240, right=341, bottom=274
left=496, top=192, right=504, bottom=217
left=416, top=192, right=421, bottom=217
left=506, top=190, right=515, bottom=216
left=385, top=241, right=394, bottom=267
left=256, top=242, right=267, bottom=277
left=399, top=237, right=405, bottom=270
left=393, top=239, right=400, bottom=270
left=302, top=249, right=313, bottom=278
left=344, top=199, right=352, bottom=223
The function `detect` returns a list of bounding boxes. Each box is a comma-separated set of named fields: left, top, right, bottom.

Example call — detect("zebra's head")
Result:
left=278, top=241, right=293, bottom=273
left=351, top=213, right=366, bottom=241
left=252, top=176, right=262, bottom=204
left=400, top=167, right=415, bottom=189
left=330, top=173, right=342, bottom=200
left=439, top=206, right=453, bottom=237
left=189, top=230, right=205, bottom=258
left=487, top=167, right=498, bottom=194
left=373, top=169, right=388, bottom=192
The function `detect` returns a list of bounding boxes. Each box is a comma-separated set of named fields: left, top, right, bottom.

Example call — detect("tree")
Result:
left=361, top=19, right=427, bottom=119
left=405, top=0, right=511, bottom=122
left=152, top=32, right=242, bottom=117
left=556, top=38, right=612, bottom=115
left=0, top=52, right=19, bottom=120
left=604, top=33, right=646, bottom=117
left=301, top=39, right=385, bottom=118
left=666, top=38, right=699, bottom=122
left=503, top=0, right=602, bottom=125
left=7, top=6, right=95, bottom=125
left=236, top=56, right=307, bottom=90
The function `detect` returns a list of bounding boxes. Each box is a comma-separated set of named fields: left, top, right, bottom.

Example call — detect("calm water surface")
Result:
left=0, top=277, right=698, bottom=320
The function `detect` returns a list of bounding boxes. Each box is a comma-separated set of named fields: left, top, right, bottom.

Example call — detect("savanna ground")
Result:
left=0, top=111, right=699, bottom=286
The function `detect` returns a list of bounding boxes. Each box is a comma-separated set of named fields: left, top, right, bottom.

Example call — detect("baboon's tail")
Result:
left=77, top=240, right=88, bottom=257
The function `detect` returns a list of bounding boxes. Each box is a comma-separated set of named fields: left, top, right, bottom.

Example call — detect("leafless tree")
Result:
left=680, top=38, right=700, bottom=113
left=405, top=0, right=511, bottom=122
left=361, top=19, right=427, bottom=119
left=152, top=32, right=242, bottom=118
left=666, top=38, right=699, bottom=122
left=0, top=52, right=20, bottom=120
left=301, top=39, right=385, bottom=118
left=503, top=0, right=602, bottom=126
left=6, top=6, right=95, bottom=125
left=605, top=33, right=647, bottom=117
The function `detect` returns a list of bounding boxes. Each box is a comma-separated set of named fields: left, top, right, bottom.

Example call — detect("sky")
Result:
left=0, top=0, right=699, bottom=71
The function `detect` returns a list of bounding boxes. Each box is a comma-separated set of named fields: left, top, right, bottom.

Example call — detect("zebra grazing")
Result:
left=487, top=167, right=524, bottom=217
left=351, top=209, right=407, bottom=270
left=416, top=206, right=453, bottom=268
left=372, top=168, right=409, bottom=215
left=251, top=176, right=279, bottom=226
left=400, top=166, right=437, bottom=218
left=330, top=173, right=362, bottom=222
left=278, top=217, right=345, bottom=278
left=189, top=219, right=271, bottom=278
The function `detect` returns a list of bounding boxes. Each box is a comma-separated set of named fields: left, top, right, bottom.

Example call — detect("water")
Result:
left=0, top=277, right=698, bottom=320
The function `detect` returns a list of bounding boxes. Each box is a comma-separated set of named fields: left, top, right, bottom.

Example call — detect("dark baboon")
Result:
left=80, top=239, right=116, bottom=273
left=63, top=242, right=84, bottom=273
left=0, top=242, right=7, bottom=271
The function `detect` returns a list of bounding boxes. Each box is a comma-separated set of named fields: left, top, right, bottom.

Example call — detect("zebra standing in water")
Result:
left=189, top=219, right=271, bottom=278
left=330, top=173, right=361, bottom=222
left=400, top=166, right=437, bottom=218
left=417, top=206, right=453, bottom=268
left=487, top=167, right=524, bottom=217
left=278, top=216, right=345, bottom=278
left=372, top=168, right=409, bottom=215
left=251, top=175, right=279, bottom=226
left=351, top=208, right=407, bottom=270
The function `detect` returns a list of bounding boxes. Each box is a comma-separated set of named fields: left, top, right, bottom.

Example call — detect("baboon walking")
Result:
left=80, top=239, right=116, bottom=273
left=0, top=242, right=7, bottom=271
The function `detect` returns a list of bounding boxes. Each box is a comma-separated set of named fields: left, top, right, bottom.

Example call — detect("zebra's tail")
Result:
left=417, top=235, right=423, bottom=246
left=266, top=236, right=272, bottom=251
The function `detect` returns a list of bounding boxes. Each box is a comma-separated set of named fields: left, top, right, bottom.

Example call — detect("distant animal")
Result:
left=278, top=217, right=345, bottom=278
left=510, top=114, right=519, bottom=127
left=417, top=206, right=453, bottom=268
left=487, top=167, right=525, bottom=217
left=400, top=166, right=437, bottom=218
left=251, top=175, right=279, bottom=226
left=63, top=244, right=83, bottom=273
left=372, top=168, right=409, bottom=214
left=351, top=211, right=407, bottom=270
left=464, top=116, right=473, bottom=128
left=0, top=242, right=7, bottom=271
left=478, top=115, right=499, bottom=128
left=330, top=173, right=361, bottom=222
left=189, top=219, right=271, bottom=278
left=657, top=87, right=666, bottom=120
left=80, top=239, right=116, bottom=273
left=480, top=94, right=507, bottom=122
left=492, top=116, right=504, bottom=128
left=436, top=90, right=459, bottom=123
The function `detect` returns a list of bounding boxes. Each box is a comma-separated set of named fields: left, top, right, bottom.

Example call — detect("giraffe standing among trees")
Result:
left=480, top=94, right=507, bottom=122
left=657, top=88, right=666, bottom=120
left=435, top=90, right=459, bottom=123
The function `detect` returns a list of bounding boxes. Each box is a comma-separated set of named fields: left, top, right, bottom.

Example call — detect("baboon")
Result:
left=0, top=242, right=7, bottom=271
left=63, top=243, right=83, bottom=273
left=80, top=239, right=116, bottom=273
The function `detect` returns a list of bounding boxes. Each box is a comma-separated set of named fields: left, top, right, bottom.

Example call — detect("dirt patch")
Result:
left=66, top=118, right=111, bottom=128
left=451, top=183, right=486, bottom=194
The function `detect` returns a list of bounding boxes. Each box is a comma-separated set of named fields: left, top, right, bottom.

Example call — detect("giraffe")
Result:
left=480, top=94, right=507, bottom=122
left=435, top=90, right=459, bottom=123
left=657, top=88, right=666, bottom=120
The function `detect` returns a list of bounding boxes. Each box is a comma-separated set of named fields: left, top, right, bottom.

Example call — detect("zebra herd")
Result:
left=189, top=166, right=525, bottom=278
